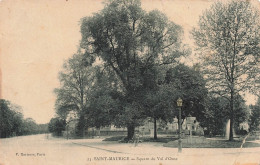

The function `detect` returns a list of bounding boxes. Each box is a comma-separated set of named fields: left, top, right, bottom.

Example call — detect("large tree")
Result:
left=0, top=99, right=24, bottom=138
left=54, top=52, right=95, bottom=136
left=80, top=0, right=187, bottom=139
left=192, top=0, right=260, bottom=140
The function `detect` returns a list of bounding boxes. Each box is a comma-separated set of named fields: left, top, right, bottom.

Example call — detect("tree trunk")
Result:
left=127, top=124, right=135, bottom=140
left=154, top=117, right=157, bottom=140
left=82, top=125, right=85, bottom=137
left=229, top=89, right=234, bottom=141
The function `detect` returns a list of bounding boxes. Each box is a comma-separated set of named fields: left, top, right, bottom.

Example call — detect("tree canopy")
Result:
left=80, top=0, right=188, bottom=139
left=54, top=52, right=97, bottom=136
left=0, top=99, right=48, bottom=138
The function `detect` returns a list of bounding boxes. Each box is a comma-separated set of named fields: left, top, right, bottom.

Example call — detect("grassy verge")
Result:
left=103, top=135, right=260, bottom=148
left=103, top=135, right=178, bottom=143
left=164, top=137, right=260, bottom=148
left=142, top=136, right=178, bottom=143
left=103, top=136, right=126, bottom=141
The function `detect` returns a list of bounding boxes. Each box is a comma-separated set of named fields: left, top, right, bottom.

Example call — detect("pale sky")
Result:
left=0, top=0, right=259, bottom=124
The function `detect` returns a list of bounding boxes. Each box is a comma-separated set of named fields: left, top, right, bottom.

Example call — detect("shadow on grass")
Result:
left=103, top=136, right=126, bottom=142
left=142, top=137, right=178, bottom=143
left=103, top=135, right=178, bottom=143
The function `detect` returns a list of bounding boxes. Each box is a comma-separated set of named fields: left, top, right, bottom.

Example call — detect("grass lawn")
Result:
left=103, top=135, right=178, bottom=143
left=103, top=134, right=260, bottom=148
left=103, top=136, right=126, bottom=141
left=164, top=139, right=260, bottom=148
left=164, top=134, right=260, bottom=148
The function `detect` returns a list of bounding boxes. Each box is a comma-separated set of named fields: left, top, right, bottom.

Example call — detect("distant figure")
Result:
left=134, top=132, right=139, bottom=147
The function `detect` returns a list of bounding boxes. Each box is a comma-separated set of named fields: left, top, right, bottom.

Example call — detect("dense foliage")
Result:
left=54, top=52, right=96, bottom=136
left=48, top=117, right=66, bottom=136
left=249, top=98, right=260, bottom=132
left=79, top=0, right=188, bottom=139
left=52, top=0, right=258, bottom=141
left=202, top=94, right=249, bottom=136
left=142, top=64, right=208, bottom=139
left=0, top=99, right=48, bottom=138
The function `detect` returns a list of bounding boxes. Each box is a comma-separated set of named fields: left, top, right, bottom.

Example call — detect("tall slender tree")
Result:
left=192, top=0, right=260, bottom=140
left=54, top=52, right=95, bottom=136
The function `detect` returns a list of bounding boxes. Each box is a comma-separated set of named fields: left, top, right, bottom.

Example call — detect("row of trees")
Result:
left=0, top=99, right=48, bottom=138
left=52, top=0, right=260, bottom=141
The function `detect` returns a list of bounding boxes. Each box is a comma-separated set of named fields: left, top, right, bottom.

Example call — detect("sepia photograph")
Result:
left=0, top=0, right=260, bottom=164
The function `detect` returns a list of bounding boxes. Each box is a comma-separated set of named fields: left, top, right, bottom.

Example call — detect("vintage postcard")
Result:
left=0, top=0, right=260, bottom=165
